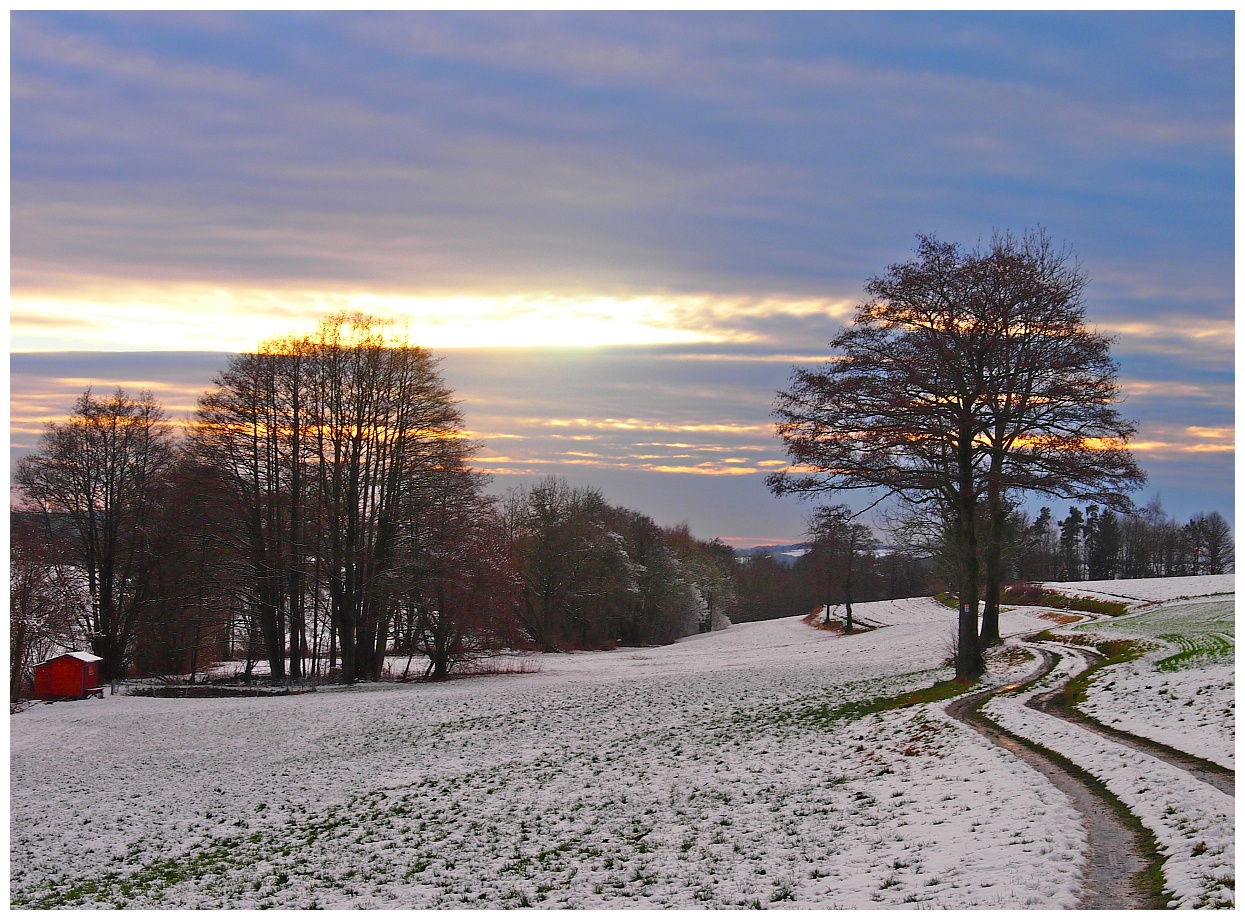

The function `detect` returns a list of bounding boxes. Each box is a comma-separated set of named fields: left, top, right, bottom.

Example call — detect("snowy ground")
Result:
left=10, top=579, right=1234, bottom=909
left=1073, top=597, right=1235, bottom=769
left=1038, top=573, right=1235, bottom=606
left=985, top=576, right=1236, bottom=909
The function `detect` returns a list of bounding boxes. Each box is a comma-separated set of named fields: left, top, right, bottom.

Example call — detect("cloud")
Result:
left=11, top=12, right=1233, bottom=304
left=8, top=13, right=1233, bottom=539
left=9, top=286, right=860, bottom=352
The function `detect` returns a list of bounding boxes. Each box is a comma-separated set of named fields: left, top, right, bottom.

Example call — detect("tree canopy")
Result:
left=769, top=230, right=1144, bottom=678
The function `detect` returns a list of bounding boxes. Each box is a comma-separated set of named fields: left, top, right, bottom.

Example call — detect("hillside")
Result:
left=10, top=577, right=1233, bottom=909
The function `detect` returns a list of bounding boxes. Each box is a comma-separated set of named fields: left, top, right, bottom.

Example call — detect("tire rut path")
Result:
left=1026, top=647, right=1234, bottom=797
left=945, top=652, right=1162, bottom=910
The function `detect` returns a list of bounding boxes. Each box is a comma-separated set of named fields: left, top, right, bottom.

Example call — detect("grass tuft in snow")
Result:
left=782, top=673, right=973, bottom=730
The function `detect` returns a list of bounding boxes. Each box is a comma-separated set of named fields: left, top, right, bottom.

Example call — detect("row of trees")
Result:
left=732, top=536, right=935, bottom=628
left=11, top=243, right=1235, bottom=691
left=770, top=230, right=1149, bottom=678
left=10, top=314, right=741, bottom=694
left=505, top=479, right=735, bottom=652
left=1013, top=500, right=1234, bottom=583
left=729, top=494, right=1234, bottom=639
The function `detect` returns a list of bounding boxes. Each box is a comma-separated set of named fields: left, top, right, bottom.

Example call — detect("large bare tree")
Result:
left=972, top=230, right=1144, bottom=643
left=15, top=388, right=175, bottom=681
left=192, top=348, right=302, bottom=681
left=770, top=236, right=994, bottom=677
left=770, top=232, right=1142, bottom=678
left=303, top=313, right=471, bottom=682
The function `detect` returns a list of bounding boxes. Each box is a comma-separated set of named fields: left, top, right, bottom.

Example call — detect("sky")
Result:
left=9, top=11, right=1235, bottom=546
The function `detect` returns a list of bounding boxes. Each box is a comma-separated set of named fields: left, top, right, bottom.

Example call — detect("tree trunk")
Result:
left=335, top=591, right=357, bottom=683
left=843, top=551, right=855, bottom=633
left=955, top=436, right=985, bottom=680
left=979, top=490, right=1004, bottom=647
left=257, top=581, right=286, bottom=683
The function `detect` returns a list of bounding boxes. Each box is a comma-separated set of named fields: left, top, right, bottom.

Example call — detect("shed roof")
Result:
left=37, top=650, right=104, bottom=666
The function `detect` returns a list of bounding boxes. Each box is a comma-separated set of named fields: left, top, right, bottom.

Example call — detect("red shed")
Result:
left=33, top=651, right=104, bottom=701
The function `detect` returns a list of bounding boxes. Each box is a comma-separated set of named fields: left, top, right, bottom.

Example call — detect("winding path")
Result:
left=945, top=650, right=1160, bottom=910
left=1026, top=644, right=1235, bottom=797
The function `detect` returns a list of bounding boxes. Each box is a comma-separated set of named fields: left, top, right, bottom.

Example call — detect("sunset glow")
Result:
left=10, top=287, right=858, bottom=353
left=10, top=11, right=1233, bottom=542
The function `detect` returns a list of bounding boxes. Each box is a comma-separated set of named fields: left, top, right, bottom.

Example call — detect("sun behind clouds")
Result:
left=9, top=285, right=856, bottom=353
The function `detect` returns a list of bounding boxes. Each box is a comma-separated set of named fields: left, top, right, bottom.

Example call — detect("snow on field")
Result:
left=1072, top=598, right=1235, bottom=769
left=11, top=598, right=1071, bottom=909
left=9, top=581, right=1233, bottom=909
left=984, top=633, right=1235, bottom=909
left=1040, top=574, right=1235, bottom=606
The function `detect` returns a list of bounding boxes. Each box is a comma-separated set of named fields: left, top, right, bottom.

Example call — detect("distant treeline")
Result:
left=10, top=312, right=1234, bottom=699
left=1010, top=502, right=1233, bottom=583
left=728, top=495, right=1235, bottom=626
left=10, top=314, right=737, bottom=695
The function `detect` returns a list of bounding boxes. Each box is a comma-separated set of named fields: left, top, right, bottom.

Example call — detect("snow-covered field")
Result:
left=1073, top=597, right=1235, bottom=769
left=1039, top=573, right=1235, bottom=606
left=10, top=579, right=1234, bottom=909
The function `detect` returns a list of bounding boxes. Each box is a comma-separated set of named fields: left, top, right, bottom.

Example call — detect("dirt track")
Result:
left=1026, top=662, right=1235, bottom=798
left=945, top=651, right=1160, bottom=910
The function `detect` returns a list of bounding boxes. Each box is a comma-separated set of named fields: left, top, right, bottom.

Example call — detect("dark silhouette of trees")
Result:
left=806, top=504, right=877, bottom=632
left=191, top=313, right=477, bottom=684
left=130, top=458, right=240, bottom=680
left=1084, top=506, right=1122, bottom=580
left=504, top=478, right=625, bottom=652
left=301, top=315, right=473, bottom=684
left=398, top=469, right=517, bottom=680
left=769, top=237, right=997, bottom=677
left=18, top=300, right=1223, bottom=694
left=770, top=231, right=1143, bottom=678
left=731, top=551, right=816, bottom=623
left=15, top=388, right=175, bottom=682
left=665, top=526, right=737, bottom=633
left=1058, top=507, right=1085, bottom=582
left=191, top=348, right=302, bottom=681
left=1193, top=511, right=1234, bottom=575
left=10, top=513, right=81, bottom=701
left=504, top=477, right=704, bottom=651
left=1011, top=499, right=1233, bottom=582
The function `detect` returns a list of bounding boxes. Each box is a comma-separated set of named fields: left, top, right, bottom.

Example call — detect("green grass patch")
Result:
left=1000, top=584, right=1130, bottom=616
left=937, top=586, right=1128, bottom=617
left=782, top=674, right=975, bottom=730
left=1070, top=598, right=1234, bottom=673
left=1052, top=638, right=1151, bottom=712
left=1153, top=632, right=1234, bottom=672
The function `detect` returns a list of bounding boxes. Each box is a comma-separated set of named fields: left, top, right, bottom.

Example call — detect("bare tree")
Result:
left=15, top=388, right=174, bottom=682
left=806, top=504, right=878, bottom=633
left=191, top=313, right=475, bottom=684
left=972, top=230, right=1144, bottom=643
left=10, top=513, right=82, bottom=701
left=770, top=237, right=994, bottom=678
left=191, top=349, right=299, bottom=681
left=302, top=313, right=471, bottom=683
left=1194, top=511, right=1234, bottom=575
left=401, top=469, right=516, bottom=680
left=770, top=232, right=1143, bottom=677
